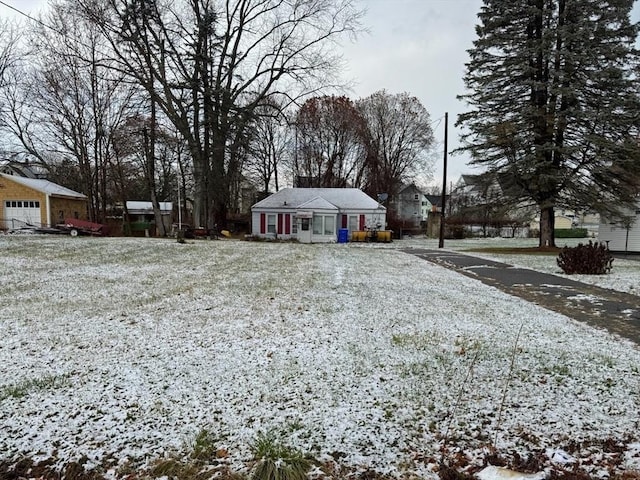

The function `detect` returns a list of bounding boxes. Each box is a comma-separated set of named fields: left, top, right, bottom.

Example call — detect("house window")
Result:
left=267, top=214, right=276, bottom=234
left=312, top=215, right=335, bottom=235
left=349, top=215, right=358, bottom=232
left=313, top=215, right=323, bottom=234
left=301, top=218, right=310, bottom=231
left=414, top=194, right=419, bottom=200
left=324, top=216, right=335, bottom=235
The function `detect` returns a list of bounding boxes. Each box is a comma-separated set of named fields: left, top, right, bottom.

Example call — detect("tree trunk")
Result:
left=211, top=142, right=228, bottom=229
left=539, top=205, right=555, bottom=247
left=190, top=146, right=210, bottom=229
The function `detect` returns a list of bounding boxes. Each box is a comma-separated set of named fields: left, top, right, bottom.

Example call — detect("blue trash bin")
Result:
left=337, top=228, right=349, bottom=243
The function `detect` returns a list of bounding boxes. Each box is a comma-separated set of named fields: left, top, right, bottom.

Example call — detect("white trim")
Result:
left=45, top=193, right=51, bottom=227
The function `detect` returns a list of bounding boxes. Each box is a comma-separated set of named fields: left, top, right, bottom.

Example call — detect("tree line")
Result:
left=0, top=0, right=435, bottom=232
left=2, top=0, right=639, bottom=247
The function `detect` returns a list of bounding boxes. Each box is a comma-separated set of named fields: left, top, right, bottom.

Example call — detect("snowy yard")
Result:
left=1, top=235, right=639, bottom=479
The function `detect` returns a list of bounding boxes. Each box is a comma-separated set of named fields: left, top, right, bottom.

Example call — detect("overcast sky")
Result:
left=2, top=0, right=639, bottom=189
left=341, top=0, right=484, bottom=188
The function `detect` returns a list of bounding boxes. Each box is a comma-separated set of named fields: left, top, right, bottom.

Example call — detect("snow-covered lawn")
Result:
left=1, top=235, right=639, bottom=479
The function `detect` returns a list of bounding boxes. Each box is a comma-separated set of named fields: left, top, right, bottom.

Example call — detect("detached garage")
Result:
left=0, top=173, right=88, bottom=231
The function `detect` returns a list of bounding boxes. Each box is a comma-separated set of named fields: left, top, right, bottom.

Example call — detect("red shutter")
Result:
left=285, top=214, right=291, bottom=235
left=260, top=213, right=266, bottom=234
left=277, top=214, right=283, bottom=234
left=341, top=215, right=348, bottom=228
left=359, top=214, right=366, bottom=230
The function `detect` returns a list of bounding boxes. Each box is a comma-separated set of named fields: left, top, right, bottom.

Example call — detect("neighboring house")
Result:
left=454, top=173, right=505, bottom=212
left=452, top=173, right=534, bottom=237
left=0, top=159, right=46, bottom=179
left=557, top=209, right=600, bottom=234
left=598, top=205, right=640, bottom=252
left=125, top=201, right=173, bottom=236
left=388, top=184, right=447, bottom=229
left=457, top=173, right=599, bottom=237
left=530, top=209, right=600, bottom=236
left=251, top=188, right=386, bottom=243
left=424, top=194, right=446, bottom=215
left=574, top=211, right=601, bottom=236
left=423, top=194, right=449, bottom=238
left=0, top=173, right=88, bottom=230
left=554, top=215, right=574, bottom=230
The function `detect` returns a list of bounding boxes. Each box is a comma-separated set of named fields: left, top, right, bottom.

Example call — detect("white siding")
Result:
left=251, top=211, right=261, bottom=236
left=598, top=219, right=640, bottom=252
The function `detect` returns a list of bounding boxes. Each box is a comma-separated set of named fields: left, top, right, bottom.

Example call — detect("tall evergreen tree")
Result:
left=458, top=0, right=640, bottom=247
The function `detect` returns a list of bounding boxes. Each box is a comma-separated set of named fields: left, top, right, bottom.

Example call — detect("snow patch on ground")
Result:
left=566, top=294, right=604, bottom=305
left=1, top=236, right=640, bottom=478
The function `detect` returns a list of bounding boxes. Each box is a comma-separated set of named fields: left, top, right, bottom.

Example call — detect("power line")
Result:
left=431, top=115, right=445, bottom=128
left=0, top=0, right=55, bottom=33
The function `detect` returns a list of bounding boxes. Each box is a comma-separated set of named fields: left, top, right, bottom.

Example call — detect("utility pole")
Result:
left=438, top=112, right=448, bottom=248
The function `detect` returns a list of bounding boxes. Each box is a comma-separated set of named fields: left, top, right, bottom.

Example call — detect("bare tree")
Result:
left=293, top=95, right=368, bottom=188
left=245, top=104, right=291, bottom=194
left=0, top=18, right=21, bottom=123
left=1, top=3, right=139, bottom=222
left=74, top=0, right=363, bottom=229
left=357, top=90, right=435, bottom=199
left=110, top=116, right=189, bottom=228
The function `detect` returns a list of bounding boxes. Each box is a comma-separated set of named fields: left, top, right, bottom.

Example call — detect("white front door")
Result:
left=297, top=217, right=312, bottom=243
left=4, top=200, right=42, bottom=229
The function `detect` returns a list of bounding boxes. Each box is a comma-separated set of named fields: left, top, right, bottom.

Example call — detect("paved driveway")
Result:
left=402, top=248, right=640, bottom=345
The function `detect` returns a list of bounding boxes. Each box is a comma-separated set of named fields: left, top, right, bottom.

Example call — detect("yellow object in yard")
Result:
left=376, top=230, right=392, bottom=242
left=221, top=230, right=231, bottom=238
left=351, top=231, right=368, bottom=242
left=350, top=230, right=392, bottom=242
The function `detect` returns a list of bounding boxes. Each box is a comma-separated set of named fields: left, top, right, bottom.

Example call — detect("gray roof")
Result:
left=297, top=196, right=339, bottom=211
left=0, top=173, right=87, bottom=199
left=252, top=188, right=385, bottom=211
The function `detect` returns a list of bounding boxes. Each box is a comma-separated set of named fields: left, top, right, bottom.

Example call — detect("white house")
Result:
left=598, top=205, right=640, bottom=252
left=251, top=188, right=386, bottom=243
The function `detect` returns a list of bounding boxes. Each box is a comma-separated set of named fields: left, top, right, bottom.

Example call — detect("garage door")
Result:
left=4, top=200, right=42, bottom=229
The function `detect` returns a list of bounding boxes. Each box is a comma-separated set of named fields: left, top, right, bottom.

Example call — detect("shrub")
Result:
left=446, top=225, right=467, bottom=239
left=557, top=241, right=613, bottom=275
left=555, top=228, right=588, bottom=238
left=190, top=428, right=218, bottom=462
left=249, top=431, right=312, bottom=480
